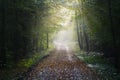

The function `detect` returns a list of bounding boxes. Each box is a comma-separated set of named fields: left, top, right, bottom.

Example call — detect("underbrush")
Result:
left=0, top=50, right=49, bottom=80
left=76, top=52, right=120, bottom=80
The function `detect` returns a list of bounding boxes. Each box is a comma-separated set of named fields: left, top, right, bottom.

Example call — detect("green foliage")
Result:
left=77, top=53, right=120, bottom=80
left=82, top=54, right=106, bottom=64
left=18, top=51, right=48, bottom=68
left=0, top=0, right=58, bottom=67
left=76, top=0, right=120, bottom=70
left=0, top=51, right=49, bottom=80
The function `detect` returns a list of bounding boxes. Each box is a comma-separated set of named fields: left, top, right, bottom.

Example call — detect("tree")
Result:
left=0, top=0, right=7, bottom=67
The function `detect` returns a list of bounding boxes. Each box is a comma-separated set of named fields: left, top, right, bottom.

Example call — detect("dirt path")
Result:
left=24, top=48, right=100, bottom=80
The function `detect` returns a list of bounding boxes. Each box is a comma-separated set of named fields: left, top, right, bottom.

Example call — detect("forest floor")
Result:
left=23, top=48, right=101, bottom=80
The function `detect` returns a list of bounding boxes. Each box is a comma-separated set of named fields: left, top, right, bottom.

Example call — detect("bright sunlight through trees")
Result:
left=52, top=6, right=76, bottom=51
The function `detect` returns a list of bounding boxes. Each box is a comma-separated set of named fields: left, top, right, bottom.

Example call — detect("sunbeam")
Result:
left=52, top=7, right=76, bottom=51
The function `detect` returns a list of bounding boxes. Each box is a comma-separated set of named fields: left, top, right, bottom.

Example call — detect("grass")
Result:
left=76, top=52, right=120, bottom=80
left=0, top=50, right=49, bottom=80
left=18, top=51, right=48, bottom=68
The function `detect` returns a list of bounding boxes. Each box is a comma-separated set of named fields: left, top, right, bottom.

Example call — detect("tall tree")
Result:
left=0, top=0, right=7, bottom=67
left=108, top=0, right=120, bottom=72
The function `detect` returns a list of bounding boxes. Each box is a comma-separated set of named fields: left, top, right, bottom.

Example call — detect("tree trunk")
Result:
left=81, top=0, right=89, bottom=54
left=108, top=0, right=119, bottom=72
left=46, top=32, right=49, bottom=49
left=75, top=11, right=82, bottom=49
left=0, top=0, right=7, bottom=67
left=13, top=0, right=19, bottom=63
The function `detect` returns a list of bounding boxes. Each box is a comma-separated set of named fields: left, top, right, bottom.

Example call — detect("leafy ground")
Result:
left=23, top=48, right=101, bottom=80
left=76, top=51, right=120, bottom=80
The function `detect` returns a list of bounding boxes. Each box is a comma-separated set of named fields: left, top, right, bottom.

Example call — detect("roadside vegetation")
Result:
left=76, top=51, right=120, bottom=80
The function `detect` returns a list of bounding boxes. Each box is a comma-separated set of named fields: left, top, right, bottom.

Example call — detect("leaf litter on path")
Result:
left=24, top=49, right=101, bottom=80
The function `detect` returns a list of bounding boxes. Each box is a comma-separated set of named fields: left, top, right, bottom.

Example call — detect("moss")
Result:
left=76, top=52, right=120, bottom=80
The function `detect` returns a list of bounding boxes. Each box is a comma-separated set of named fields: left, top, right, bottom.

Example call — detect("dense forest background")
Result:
left=0, top=0, right=120, bottom=79
left=0, top=0, right=58, bottom=67
left=75, top=0, right=120, bottom=71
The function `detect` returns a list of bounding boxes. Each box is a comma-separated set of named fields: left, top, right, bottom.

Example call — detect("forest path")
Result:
left=24, top=48, right=100, bottom=80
